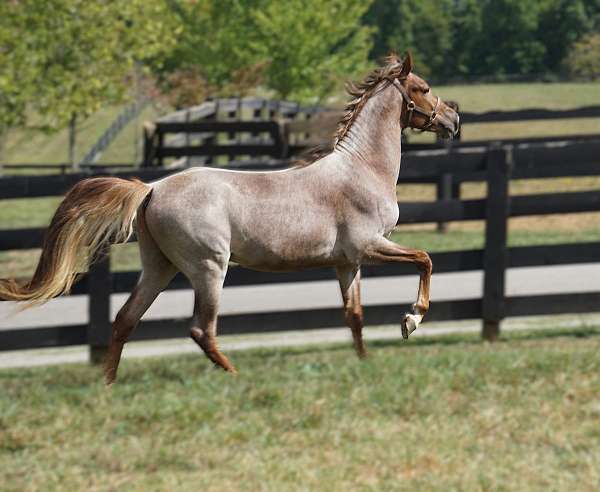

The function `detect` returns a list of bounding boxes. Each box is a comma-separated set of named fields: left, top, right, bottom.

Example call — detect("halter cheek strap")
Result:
left=391, top=78, right=440, bottom=132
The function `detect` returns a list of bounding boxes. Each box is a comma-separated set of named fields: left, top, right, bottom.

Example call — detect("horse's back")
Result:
left=145, top=166, right=344, bottom=271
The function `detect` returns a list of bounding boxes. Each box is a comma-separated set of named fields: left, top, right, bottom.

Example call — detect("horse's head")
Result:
left=391, top=52, right=460, bottom=139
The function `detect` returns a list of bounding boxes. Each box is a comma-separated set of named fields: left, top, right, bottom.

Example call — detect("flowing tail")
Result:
left=0, top=177, right=151, bottom=306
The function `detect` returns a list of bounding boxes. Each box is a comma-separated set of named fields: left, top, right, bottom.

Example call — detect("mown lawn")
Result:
left=2, top=104, right=162, bottom=165
left=1, top=327, right=600, bottom=491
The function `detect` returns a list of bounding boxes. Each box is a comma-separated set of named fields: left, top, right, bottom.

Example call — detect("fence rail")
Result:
left=2, top=138, right=600, bottom=359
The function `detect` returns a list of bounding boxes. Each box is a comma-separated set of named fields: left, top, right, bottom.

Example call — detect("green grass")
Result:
left=2, top=327, right=600, bottom=491
left=2, top=104, right=161, bottom=165
left=436, top=82, right=600, bottom=111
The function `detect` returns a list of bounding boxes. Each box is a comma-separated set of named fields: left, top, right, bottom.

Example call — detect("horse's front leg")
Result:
left=364, top=237, right=432, bottom=339
left=335, top=265, right=366, bottom=358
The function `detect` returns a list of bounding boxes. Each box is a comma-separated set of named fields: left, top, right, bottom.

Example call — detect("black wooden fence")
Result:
left=1, top=139, right=600, bottom=359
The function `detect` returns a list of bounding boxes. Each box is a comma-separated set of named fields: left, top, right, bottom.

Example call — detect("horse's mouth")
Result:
left=436, top=113, right=460, bottom=140
left=436, top=121, right=455, bottom=140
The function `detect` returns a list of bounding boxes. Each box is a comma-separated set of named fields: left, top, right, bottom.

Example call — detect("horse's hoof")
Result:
left=401, top=314, right=419, bottom=339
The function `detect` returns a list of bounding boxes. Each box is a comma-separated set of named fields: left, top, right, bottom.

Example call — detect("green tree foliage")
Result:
left=538, top=0, right=592, bottom=72
left=566, top=33, right=600, bottom=79
left=364, top=0, right=454, bottom=79
left=0, top=3, right=38, bottom=140
left=22, top=0, right=175, bottom=130
left=249, top=0, right=374, bottom=100
left=0, top=0, right=176, bottom=163
left=365, top=0, right=600, bottom=80
left=162, top=0, right=262, bottom=96
left=161, top=0, right=373, bottom=102
left=471, top=0, right=548, bottom=76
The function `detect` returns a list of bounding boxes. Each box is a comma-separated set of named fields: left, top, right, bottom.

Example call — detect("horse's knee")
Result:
left=417, top=252, right=432, bottom=275
left=351, top=310, right=363, bottom=327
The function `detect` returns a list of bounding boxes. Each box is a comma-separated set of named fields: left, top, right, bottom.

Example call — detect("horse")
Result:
left=0, top=52, right=459, bottom=383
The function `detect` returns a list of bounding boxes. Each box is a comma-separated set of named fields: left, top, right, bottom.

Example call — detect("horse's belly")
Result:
left=230, top=233, right=340, bottom=271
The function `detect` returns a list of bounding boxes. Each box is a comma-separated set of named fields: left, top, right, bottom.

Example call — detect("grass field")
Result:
left=1, top=104, right=162, bottom=165
left=1, top=327, right=600, bottom=491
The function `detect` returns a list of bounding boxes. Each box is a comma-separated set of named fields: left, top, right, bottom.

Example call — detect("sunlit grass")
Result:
left=1, top=327, right=599, bottom=491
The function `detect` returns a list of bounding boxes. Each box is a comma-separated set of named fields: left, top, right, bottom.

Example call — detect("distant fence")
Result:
left=141, top=98, right=600, bottom=167
left=142, top=98, right=322, bottom=167
left=79, top=99, right=149, bottom=167
left=1, top=138, right=600, bottom=360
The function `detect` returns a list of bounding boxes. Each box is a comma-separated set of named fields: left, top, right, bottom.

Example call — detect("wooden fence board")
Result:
left=157, top=121, right=280, bottom=134
left=398, top=198, right=486, bottom=223
left=508, top=242, right=600, bottom=268
left=510, top=190, right=600, bottom=216
left=506, top=292, right=600, bottom=317
left=0, top=325, right=88, bottom=351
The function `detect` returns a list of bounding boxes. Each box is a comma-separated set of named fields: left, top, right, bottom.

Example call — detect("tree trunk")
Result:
left=69, top=113, right=78, bottom=171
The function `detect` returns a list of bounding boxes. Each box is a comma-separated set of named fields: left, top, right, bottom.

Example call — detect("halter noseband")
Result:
left=391, top=78, right=440, bottom=132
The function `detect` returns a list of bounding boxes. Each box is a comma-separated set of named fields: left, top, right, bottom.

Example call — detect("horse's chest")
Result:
left=352, top=194, right=398, bottom=236
left=376, top=197, right=400, bottom=234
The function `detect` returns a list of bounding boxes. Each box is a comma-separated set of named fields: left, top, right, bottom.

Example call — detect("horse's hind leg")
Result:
left=188, top=257, right=237, bottom=373
left=105, top=211, right=177, bottom=384
left=336, top=265, right=367, bottom=359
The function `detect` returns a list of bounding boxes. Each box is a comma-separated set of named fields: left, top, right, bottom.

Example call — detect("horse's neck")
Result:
left=334, top=83, right=403, bottom=185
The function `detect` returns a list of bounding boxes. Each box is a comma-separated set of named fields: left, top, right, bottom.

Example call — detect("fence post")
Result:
left=157, top=131, right=164, bottom=168
left=88, top=250, right=112, bottom=364
left=227, top=98, right=240, bottom=162
left=436, top=173, right=459, bottom=233
left=142, top=122, right=157, bottom=168
left=482, top=144, right=512, bottom=341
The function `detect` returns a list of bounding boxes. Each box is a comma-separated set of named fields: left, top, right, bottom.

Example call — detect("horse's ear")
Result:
left=399, top=51, right=413, bottom=77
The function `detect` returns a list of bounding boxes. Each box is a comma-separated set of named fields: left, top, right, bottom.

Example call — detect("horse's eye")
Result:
left=423, top=87, right=430, bottom=94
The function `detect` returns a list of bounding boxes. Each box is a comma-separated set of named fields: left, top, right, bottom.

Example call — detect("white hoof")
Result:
left=401, top=313, right=422, bottom=339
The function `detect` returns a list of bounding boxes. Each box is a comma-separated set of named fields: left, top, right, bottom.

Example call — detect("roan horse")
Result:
left=0, top=53, right=459, bottom=383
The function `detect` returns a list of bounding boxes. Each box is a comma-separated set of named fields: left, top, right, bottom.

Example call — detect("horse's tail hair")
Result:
left=0, top=177, right=151, bottom=306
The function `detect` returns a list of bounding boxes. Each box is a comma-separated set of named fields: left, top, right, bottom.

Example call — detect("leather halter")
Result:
left=391, top=78, right=440, bottom=132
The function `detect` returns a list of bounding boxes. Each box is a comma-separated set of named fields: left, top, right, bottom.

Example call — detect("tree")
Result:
left=565, top=33, right=600, bottom=80
left=162, top=0, right=264, bottom=98
left=470, top=0, right=548, bottom=76
left=364, top=0, right=455, bottom=80
left=2, top=0, right=176, bottom=167
left=363, top=0, right=600, bottom=82
left=0, top=3, right=39, bottom=160
left=447, top=0, right=483, bottom=78
left=160, top=0, right=374, bottom=102
left=249, top=0, right=374, bottom=101
left=538, top=0, right=594, bottom=73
